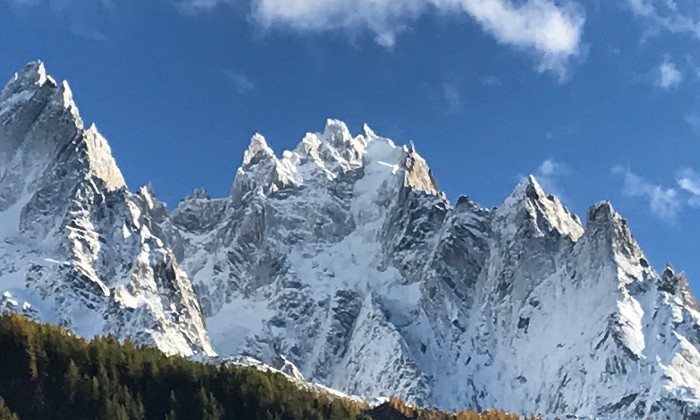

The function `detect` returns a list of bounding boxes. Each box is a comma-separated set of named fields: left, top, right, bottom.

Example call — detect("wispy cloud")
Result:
left=480, top=75, right=502, bottom=87
left=248, top=0, right=585, bottom=77
left=534, top=159, right=570, bottom=199
left=612, top=166, right=681, bottom=222
left=676, top=167, right=700, bottom=208
left=625, top=0, right=700, bottom=40
left=656, top=58, right=683, bottom=89
left=176, top=0, right=234, bottom=14
left=221, top=70, right=255, bottom=94
left=442, top=81, right=461, bottom=112
left=5, top=0, right=112, bottom=39
left=8, top=0, right=586, bottom=77
left=518, top=159, right=571, bottom=200
left=685, top=114, right=700, bottom=136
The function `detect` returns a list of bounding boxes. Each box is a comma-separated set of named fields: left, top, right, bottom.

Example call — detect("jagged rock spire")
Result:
left=0, top=61, right=214, bottom=357
left=3, top=60, right=700, bottom=419
left=1, top=60, right=53, bottom=98
left=242, top=133, right=275, bottom=167
left=494, top=174, right=583, bottom=241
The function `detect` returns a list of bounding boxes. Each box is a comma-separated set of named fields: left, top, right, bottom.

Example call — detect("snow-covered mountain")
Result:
left=2, top=61, right=700, bottom=419
left=0, top=61, right=213, bottom=356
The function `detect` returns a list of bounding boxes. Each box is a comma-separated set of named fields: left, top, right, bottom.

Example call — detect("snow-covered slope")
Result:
left=2, top=62, right=700, bottom=419
left=0, top=61, right=213, bottom=356
left=165, top=120, right=700, bottom=418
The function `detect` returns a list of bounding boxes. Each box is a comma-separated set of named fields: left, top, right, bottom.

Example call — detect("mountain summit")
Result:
left=2, top=62, right=700, bottom=419
left=0, top=61, right=213, bottom=356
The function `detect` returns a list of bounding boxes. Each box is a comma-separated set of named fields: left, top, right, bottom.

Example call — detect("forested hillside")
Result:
left=0, top=314, right=530, bottom=420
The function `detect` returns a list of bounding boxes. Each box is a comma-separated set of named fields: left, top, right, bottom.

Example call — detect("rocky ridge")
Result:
left=1, top=62, right=700, bottom=419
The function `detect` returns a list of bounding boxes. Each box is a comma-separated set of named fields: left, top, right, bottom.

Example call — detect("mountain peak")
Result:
left=242, top=133, right=275, bottom=167
left=1, top=62, right=125, bottom=214
left=0, top=62, right=213, bottom=358
left=495, top=175, right=583, bottom=240
left=1, top=61, right=57, bottom=101
left=511, top=174, right=544, bottom=200
left=19, top=60, right=46, bottom=78
left=231, top=133, right=300, bottom=200
left=322, top=118, right=353, bottom=144
left=82, top=124, right=126, bottom=191
left=399, top=143, right=440, bottom=195
left=581, top=201, right=655, bottom=288
left=586, top=200, right=616, bottom=223
left=1, top=61, right=82, bottom=130
left=585, top=201, right=632, bottom=236
left=2, top=58, right=700, bottom=419
left=363, top=123, right=377, bottom=138
left=1, top=62, right=50, bottom=117
left=655, top=266, right=698, bottom=311
left=290, top=119, right=367, bottom=177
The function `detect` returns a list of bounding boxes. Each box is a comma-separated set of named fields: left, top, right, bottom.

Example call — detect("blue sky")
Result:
left=1, top=0, right=700, bottom=291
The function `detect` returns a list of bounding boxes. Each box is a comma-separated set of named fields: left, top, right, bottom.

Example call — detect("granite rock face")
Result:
left=0, top=62, right=213, bottom=357
left=2, top=62, right=700, bottom=419
left=166, top=119, right=700, bottom=418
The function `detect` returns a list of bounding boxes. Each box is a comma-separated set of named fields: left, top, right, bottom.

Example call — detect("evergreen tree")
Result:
left=0, top=313, right=536, bottom=420
left=64, top=360, right=80, bottom=403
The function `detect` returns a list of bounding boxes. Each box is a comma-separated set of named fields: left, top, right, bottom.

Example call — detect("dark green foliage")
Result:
left=0, top=314, right=366, bottom=420
left=0, top=314, right=531, bottom=420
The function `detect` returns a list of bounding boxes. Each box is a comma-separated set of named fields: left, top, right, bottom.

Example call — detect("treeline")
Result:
left=0, top=314, right=533, bottom=420
left=368, top=398, right=540, bottom=420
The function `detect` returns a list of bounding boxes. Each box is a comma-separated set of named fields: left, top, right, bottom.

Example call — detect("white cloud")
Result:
left=436, top=0, right=585, bottom=75
left=656, top=58, right=683, bottom=89
left=250, top=0, right=585, bottom=76
left=5, top=0, right=113, bottom=39
left=625, top=0, right=700, bottom=39
left=442, top=81, right=461, bottom=111
left=685, top=114, right=700, bottom=135
left=676, top=167, right=700, bottom=208
left=534, top=159, right=569, bottom=199
left=518, top=159, right=570, bottom=200
left=221, top=70, right=255, bottom=94
left=539, top=159, right=562, bottom=176
left=251, top=0, right=425, bottom=47
left=8, top=0, right=586, bottom=76
left=612, top=166, right=681, bottom=221
left=176, top=0, right=233, bottom=14
left=480, top=75, right=502, bottom=86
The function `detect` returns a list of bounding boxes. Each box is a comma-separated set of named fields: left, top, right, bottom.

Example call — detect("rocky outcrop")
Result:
left=0, top=61, right=213, bottom=357
left=2, top=62, right=700, bottom=418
